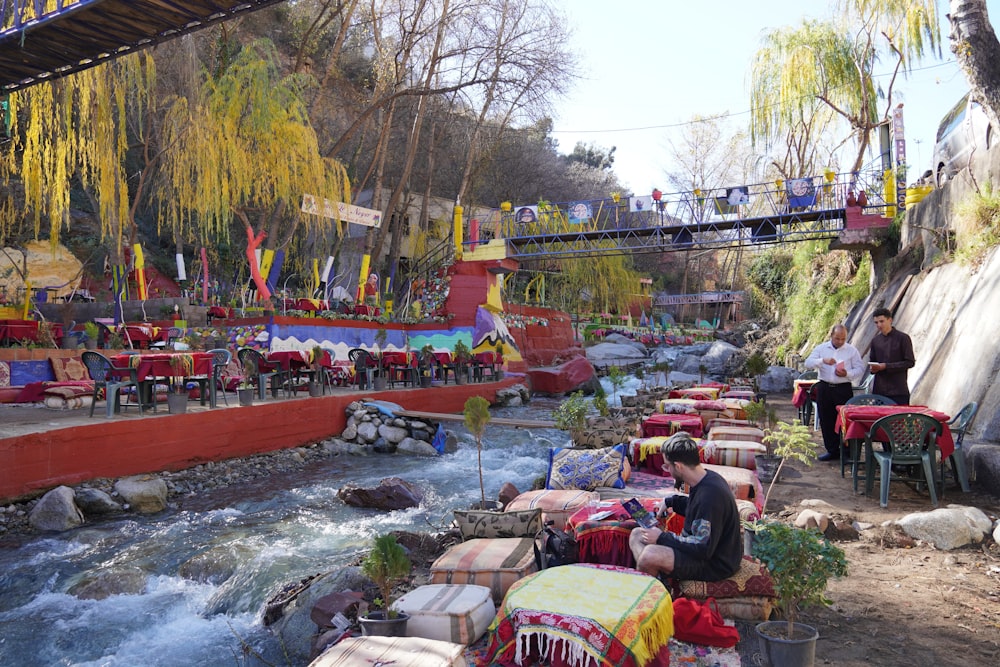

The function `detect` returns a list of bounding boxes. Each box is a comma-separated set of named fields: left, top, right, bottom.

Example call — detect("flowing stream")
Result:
left=0, top=390, right=652, bottom=667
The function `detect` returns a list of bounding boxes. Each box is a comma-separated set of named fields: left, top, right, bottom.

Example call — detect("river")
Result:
left=0, top=378, right=641, bottom=666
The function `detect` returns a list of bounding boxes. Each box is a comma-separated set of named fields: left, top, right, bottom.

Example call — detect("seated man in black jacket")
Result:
left=629, top=433, right=742, bottom=582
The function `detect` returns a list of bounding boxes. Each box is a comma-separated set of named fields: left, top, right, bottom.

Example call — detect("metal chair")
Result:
left=841, top=393, right=896, bottom=479
left=348, top=348, right=378, bottom=389
left=945, top=402, right=977, bottom=492
left=237, top=347, right=289, bottom=400
left=81, top=351, right=144, bottom=418
left=208, top=348, right=232, bottom=407
left=865, top=412, right=942, bottom=508
left=471, top=352, right=499, bottom=382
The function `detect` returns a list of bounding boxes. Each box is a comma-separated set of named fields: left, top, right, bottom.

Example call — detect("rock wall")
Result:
left=844, top=145, right=1000, bottom=447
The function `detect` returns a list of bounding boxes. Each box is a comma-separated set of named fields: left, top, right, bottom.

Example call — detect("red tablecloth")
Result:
left=353, top=305, right=381, bottom=316
left=791, top=379, right=818, bottom=408
left=565, top=498, right=672, bottom=568
left=267, top=349, right=332, bottom=371
left=667, top=387, right=721, bottom=401
left=120, top=323, right=169, bottom=347
left=207, top=306, right=233, bottom=319
left=836, top=404, right=954, bottom=458
left=642, top=413, right=704, bottom=438
left=0, top=319, right=63, bottom=345
left=282, top=298, right=329, bottom=312
left=112, top=352, right=213, bottom=382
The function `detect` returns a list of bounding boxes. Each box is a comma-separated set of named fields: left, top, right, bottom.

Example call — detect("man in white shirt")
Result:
left=804, top=324, right=865, bottom=461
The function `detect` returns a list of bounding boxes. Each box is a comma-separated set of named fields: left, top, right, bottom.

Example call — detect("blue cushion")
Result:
left=546, top=444, right=627, bottom=490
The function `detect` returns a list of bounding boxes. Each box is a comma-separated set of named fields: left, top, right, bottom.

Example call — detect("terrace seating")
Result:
left=236, top=347, right=290, bottom=400
left=81, top=351, right=144, bottom=418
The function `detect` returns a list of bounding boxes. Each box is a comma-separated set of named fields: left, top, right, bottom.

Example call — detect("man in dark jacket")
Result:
left=869, top=307, right=915, bottom=405
left=629, top=433, right=742, bottom=582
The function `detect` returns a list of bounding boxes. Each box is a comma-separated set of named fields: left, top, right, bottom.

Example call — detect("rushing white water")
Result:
left=0, top=400, right=571, bottom=667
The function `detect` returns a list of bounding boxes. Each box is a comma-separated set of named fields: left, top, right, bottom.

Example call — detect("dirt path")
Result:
left=763, top=394, right=1000, bottom=666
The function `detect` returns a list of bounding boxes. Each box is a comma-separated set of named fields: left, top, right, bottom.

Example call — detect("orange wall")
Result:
left=0, top=378, right=520, bottom=503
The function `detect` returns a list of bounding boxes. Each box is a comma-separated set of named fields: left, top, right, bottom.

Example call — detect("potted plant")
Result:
left=372, top=328, right=388, bottom=391
left=752, top=521, right=848, bottom=666
left=553, top=391, right=589, bottom=445
left=358, top=533, right=412, bottom=636
left=757, top=419, right=816, bottom=511
left=464, top=396, right=500, bottom=510
left=744, top=400, right=767, bottom=428
left=237, top=379, right=255, bottom=406
left=744, top=351, right=769, bottom=400
left=452, top=339, right=472, bottom=384
left=83, top=321, right=99, bottom=350
left=167, top=355, right=189, bottom=414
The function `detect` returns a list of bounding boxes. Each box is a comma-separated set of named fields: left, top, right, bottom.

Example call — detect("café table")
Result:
left=837, top=404, right=955, bottom=493
left=668, top=386, right=722, bottom=400
left=119, top=323, right=169, bottom=349
left=483, top=563, right=673, bottom=667
left=267, top=349, right=333, bottom=393
left=641, top=413, right=704, bottom=439
left=282, top=298, right=328, bottom=314
left=112, top=351, right=214, bottom=410
left=381, top=350, right=417, bottom=387
left=791, top=378, right=819, bottom=426
left=0, top=319, right=64, bottom=346
left=564, top=498, right=672, bottom=567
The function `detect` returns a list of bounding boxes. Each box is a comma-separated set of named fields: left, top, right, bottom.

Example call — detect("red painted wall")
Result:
left=506, top=304, right=583, bottom=368
left=0, top=378, right=521, bottom=502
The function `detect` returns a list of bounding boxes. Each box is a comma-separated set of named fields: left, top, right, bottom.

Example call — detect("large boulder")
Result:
left=603, top=333, right=648, bottom=354
left=114, top=475, right=168, bottom=513
left=895, top=505, right=994, bottom=550
left=585, top=342, right=646, bottom=362
left=528, top=356, right=598, bottom=396
left=700, top=341, right=742, bottom=376
left=74, top=488, right=123, bottom=516
left=28, top=486, right=84, bottom=532
left=337, top=477, right=424, bottom=510
left=757, top=366, right=797, bottom=393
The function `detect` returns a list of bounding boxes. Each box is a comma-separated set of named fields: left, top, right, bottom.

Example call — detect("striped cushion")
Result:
left=391, top=584, right=495, bottom=645
left=707, top=426, right=765, bottom=443
left=310, top=635, right=468, bottom=667
left=430, top=538, right=536, bottom=603
left=700, top=440, right=766, bottom=470
left=687, top=464, right=765, bottom=511
left=504, top=489, right=599, bottom=531
left=677, top=555, right=776, bottom=601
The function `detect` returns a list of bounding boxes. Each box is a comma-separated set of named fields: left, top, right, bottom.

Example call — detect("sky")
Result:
left=551, top=0, right=998, bottom=196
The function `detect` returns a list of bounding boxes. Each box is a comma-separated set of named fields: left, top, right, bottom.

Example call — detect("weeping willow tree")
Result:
left=154, top=38, right=350, bottom=298
left=749, top=0, right=941, bottom=174
left=551, top=251, right=641, bottom=318
left=0, top=53, right=151, bottom=253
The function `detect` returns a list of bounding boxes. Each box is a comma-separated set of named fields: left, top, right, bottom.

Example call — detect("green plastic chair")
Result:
left=841, top=393, right=895, bottom=481
left=864, top=412, right=942, bottom=508
left=945, top=402, right=977, bottom=493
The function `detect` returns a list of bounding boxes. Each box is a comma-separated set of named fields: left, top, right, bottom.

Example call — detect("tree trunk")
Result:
left=949, top=0, right=1000, bottom=131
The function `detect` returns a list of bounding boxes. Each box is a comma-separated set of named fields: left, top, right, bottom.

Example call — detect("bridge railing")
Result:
left=479, top=170, right=890, bottom=242
left=1, top=1, right=77, bottom=33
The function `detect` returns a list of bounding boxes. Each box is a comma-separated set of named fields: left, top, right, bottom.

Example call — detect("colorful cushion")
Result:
left=546, top=445, right=627, bottom=491
left=391, top=584, right=495, bottom=645
left=735, top=499, right=760, bottom=524
left=700, top=440, right=766, bottom=470
left=453, top=508, right=541, bottom=540
left=310, top=635, right=468, bottom=667
left=707, top=426, right=765, bottom=443
left=677, top=555, right=776, bottom=600
left=505, top=489, right=599, bottom=531
left=710, top=596, right=774, bottom=621
left=429, top=538, right=536, bottom=603
left=692, top=399, right=726, bottom=412
left=50, top=356, right=90, bottom=382
left=658, top=399, right=696, bottom=414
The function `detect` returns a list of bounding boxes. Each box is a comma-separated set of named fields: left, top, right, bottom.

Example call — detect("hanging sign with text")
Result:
left=302, top=194, right=382, bottom=227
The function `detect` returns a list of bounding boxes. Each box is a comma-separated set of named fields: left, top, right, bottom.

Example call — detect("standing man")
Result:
left=805, top=324, right=865, bottom=462
left=629, top=433, right=742, bottom=583
left=869, top=307, right=915, bottom=405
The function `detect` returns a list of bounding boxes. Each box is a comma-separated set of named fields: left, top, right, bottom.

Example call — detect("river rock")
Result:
left=895, top=505, right=994, bottom=550
left=340, top=423, right=358, bottom=441
left=28, top=486, right=84, bottom=532
left=178, top=543, right=255, bottom=584
left=268, top=567, right=369, bottom=664
left=495, top=386, right=523, bottom=407
left=378, top=424, right=409, bottom=444
left=585, top=342, right=647, bottom=362
left=114, top=475, right=168, bottom=513
left=498, top=482, right=520, bottom=508
left=395, top=437, right=439, bottom=456
left=337, top=477, right=424, bottom=510
left=356, top=421, right=378, bottom=442
left=604, top=333, right=648, bottom=354
left=74, top=487, right=123, bottom=516
left=794, top=509, right=829, bottom=533
left=322, top=438, right=371, bottom=456
left=69, top=566, right=148, bottom=600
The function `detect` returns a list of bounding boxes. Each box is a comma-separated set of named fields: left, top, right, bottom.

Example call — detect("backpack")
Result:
left=533, top=522, right=578, bottom=569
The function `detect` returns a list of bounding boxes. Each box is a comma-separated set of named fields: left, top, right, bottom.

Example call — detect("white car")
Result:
left=931, top=92, right=993, bottom=186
